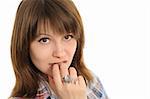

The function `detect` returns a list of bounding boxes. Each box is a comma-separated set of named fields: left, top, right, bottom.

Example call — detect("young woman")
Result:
left=10, top=0, right=108, bottom=98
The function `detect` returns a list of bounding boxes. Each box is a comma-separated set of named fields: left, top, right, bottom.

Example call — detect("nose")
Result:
left=52, top=42, right=65, bottom=58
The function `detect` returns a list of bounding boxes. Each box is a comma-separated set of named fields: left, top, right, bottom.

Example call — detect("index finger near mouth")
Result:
left=52, top=64, right=63, bottom=89
left=59, top=65, right=69, bottom=78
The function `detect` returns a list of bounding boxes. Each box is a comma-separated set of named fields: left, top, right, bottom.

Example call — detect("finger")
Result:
left=48, top=75, right=56, bottom=92
left=48, top=75, right=54, bottom=85
left=78, top=75, right=86, bottom=88
left=52, top=64, right=62, bottom=89
left=69, top=67, right=77, bottom=79
left=59, top=65, right=69, bottom=78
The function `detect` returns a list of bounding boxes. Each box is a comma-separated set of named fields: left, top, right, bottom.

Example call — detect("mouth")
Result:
left=49, top=60, right=68, bottom=66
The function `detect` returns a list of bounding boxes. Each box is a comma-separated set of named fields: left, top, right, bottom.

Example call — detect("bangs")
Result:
left=36, top=17, right=79, bottom=39
left=30, top=0, right=81, bottom=39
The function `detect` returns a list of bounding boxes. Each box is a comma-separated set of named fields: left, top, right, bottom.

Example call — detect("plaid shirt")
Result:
left=10, top=75, right=108, bottom=99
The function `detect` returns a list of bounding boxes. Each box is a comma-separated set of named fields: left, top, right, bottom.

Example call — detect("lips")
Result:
left=49, top=60, right=67, bottom=66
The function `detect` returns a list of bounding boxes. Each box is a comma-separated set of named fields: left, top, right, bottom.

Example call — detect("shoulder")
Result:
left=86, top=74, right=109, bottom=99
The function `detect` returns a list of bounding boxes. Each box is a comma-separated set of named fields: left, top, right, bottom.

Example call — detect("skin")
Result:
left=30, top=25, right=87, bottom=99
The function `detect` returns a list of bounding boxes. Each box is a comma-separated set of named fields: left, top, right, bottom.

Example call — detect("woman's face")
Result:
left=30, top=26, right=77, bottom=77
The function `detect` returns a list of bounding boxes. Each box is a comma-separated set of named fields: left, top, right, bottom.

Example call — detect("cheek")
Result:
left=30, top=51, right=45, bottom=63
left=29, top=45, right=50, bottom=68
left=30, top=42, right=51, bottom=59
left=29, top=48, right=51, bottom=74
left=68, top=41, right=77, bottom=58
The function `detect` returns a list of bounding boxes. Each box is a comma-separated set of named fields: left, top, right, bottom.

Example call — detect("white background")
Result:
left=0, top=0, right=150, bottom=99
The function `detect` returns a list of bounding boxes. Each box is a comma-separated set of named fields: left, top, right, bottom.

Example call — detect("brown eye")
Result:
left=38, top=37, right=49, bottom=44
left=64, top=34, right=73, bottom=41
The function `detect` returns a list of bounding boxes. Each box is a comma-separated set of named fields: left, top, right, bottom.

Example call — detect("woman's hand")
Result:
left=48, top=64, right=87, bottom=99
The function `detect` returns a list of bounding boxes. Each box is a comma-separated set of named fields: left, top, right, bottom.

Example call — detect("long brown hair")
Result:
left=11, top=0, right=93, bottom=97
